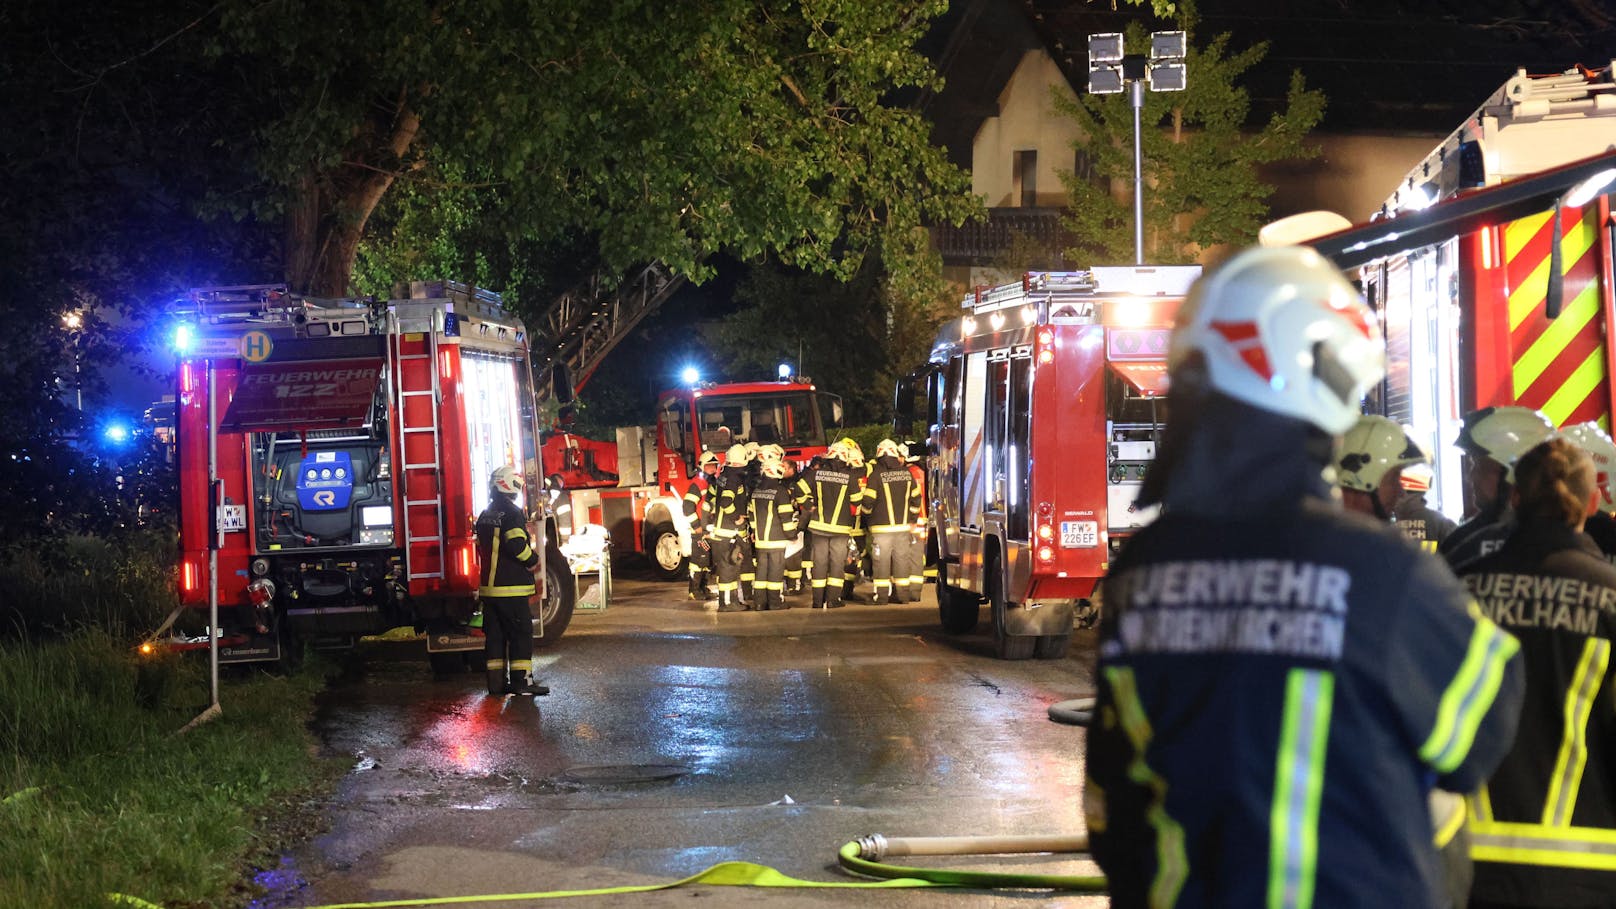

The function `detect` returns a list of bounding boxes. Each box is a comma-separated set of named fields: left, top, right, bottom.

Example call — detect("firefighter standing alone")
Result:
left=474, top=466, right=548, bottom=697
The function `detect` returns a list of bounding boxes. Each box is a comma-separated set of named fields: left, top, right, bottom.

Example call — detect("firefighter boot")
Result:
left=843, top=579, right=864, bottom=603
left=687, top=571, right=703, bottom=600
left=508, top=670, right=549, bottom=697
left=740, top=579, right=754, bottom=607
left=871, top=585, right=888, bottom=605
left=486, top=666, right=508, bottom=697
left=770, top=589, right=788, bottom=611
left=811, top=585, right=825, bottom=609
left=717, top=589, right=746, bottom=613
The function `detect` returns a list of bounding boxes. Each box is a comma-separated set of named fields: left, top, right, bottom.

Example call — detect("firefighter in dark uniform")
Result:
left=748, top=455, right=800, bottom=610
left=737, top=441, right=763, bottom=604
left=764, top=445, right=806, bottom=595
left=1562, top=421, right=1616, bottom=562
left=682, top=450, right=720, bottom=600
left=474, top=466, right=548, bottom=697
left=1394, top=462, right=1458, bottom=552
left=1087, top=246, right=1524, bottom=907
left=840, top=438, right=870, bottom=602
left=1458, top=436, right=1616, bottom=909
left=1438, top=406, right=1555, bottom=572
left=865, top=438, right=922, bottom=604
left=901, top=441, right=930, bottom=593
left=796, top=440, right=863, bottom=609
left=709, top=444, right=752, bottom=612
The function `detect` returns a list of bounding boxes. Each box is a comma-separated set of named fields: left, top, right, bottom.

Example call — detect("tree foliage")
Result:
left=1056, top=6, right=1325, bottom=264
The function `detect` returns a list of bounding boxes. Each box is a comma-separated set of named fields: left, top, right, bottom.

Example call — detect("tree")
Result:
left=1055, top=4, right=1325, bottom=264
left=206, top=0, right=981, bottom=296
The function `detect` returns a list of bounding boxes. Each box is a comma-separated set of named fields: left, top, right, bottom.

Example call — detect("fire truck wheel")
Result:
left=987, top=556, right=1035, bottom=661
left=936, top=561, right=980, bottom=635
left=535, top=542, right=577, bottom=646
left=645, top=521, right=686, bottom=580
left=1033, top=634, right=1071, bottom=659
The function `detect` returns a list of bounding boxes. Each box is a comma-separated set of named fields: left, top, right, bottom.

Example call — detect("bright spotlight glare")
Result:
left=173, top=324, right=195, bottom=354
left=681, top=366, right=700, bottom=385
left=105, top=424, right=131, bottom=444
left=777, top=363, right=792, bottom=379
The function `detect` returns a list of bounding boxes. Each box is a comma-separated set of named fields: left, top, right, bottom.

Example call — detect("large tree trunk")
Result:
left=285, top=89, right=422, bottom=297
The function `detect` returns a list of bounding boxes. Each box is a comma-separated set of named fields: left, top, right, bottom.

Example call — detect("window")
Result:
left=695, top=392, right=826, bottom=448
left=1014, top=150, right=1038, bottom=207
left=1008, top=354, right=1031, bottom=541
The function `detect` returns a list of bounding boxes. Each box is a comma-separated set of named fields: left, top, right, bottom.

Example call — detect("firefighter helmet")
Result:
left=490, top=465, right=524, bottom=496
left=759, top=444, right=785, bottom=462
left=875, top=438, right=903, bottom=460
left=698, top=450, right=719, bottom=469
left=1454, top=406, right=1555, bottom=482
left=1561, top=421, right=1616, bottom=514
left=744, top=441, right=761, bottom=459
left=726, top=443, right=752, bottom=466
left=1400, top=462, right=1434, bottom=493
left=760, top=459, right=788, bottom=480
left=1170, top=246, right=1384, bottom=435
left=1337, top=415, right=1427, bottom=493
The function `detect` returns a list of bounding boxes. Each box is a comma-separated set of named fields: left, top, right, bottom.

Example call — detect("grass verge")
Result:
left=0, top=629, right=341, bottom=909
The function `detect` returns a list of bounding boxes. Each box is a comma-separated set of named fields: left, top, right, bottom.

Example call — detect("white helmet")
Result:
left=760, top=459, right=787, bottom=480
left=1171, top=246, right=1384, bottom=435
left=1454, top=406, right=1555, bottom=482
left=491, top=465, right=524, bottom=496
left=1337, top=415, right=1426, bottom=493
left=698, top=450, right=719, bottom=469
left=1560, top=421, right=1616, bottom=514
left=875, top=438, right=903, bottom=460
left=726, top=443, right=752, bottom=466
left=759, top=444, right=785, bottom=463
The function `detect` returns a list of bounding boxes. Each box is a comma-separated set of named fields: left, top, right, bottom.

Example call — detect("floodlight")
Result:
left=1088, top=65, right=1125, bottom=95
left=1149, top=30, right=1187, bottom=61
left=172, top=323, right=195, bottom=354
left=681, top=366, right=700, bottom=385
left=1087, top=33, right=1124, bottom=64
left=1148, top=61, right=1187, bottom=92
left=778, top=363, right=792, bottom=379
left=1565, top=168, right=1616, bottom=208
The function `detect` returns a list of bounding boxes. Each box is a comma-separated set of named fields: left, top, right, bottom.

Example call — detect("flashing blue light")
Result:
left=778, top=363, right=792, bottom=379
left=105, top=423, right=131, bottom=444
left=173, top=324, right=195, bottom=355
left=681, top=366, right=700, bottom=385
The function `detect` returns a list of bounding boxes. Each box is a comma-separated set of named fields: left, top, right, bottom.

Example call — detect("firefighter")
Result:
left=771, top=448, right=808, bottom=595
left=796, top=441, right=863, bottom=609
left=901, top=441, right=930, bottom=594
left=1456, top=436, right=1616, bottom=909
left=1561, top=421, right=1616, bottom=560
left=1337, top=414, right=1426, bottom=521
left=749, top=456, right=800, bottom=610
left=681, top=450, right=720, bottom=600
left=864, top=438, right=922, bottom=604
left=474, top=466, right=548, bottom=697
left=709, top=444, right=753, bottom=612
left=838, top=438, right=870, bottom=602
left=1439, top=406, right=1555, bottom=572
left=737, top=442, right=763, bottom=605
left=1394, top=462, right=1458, bottom=552
left=1086, top=246, right=1523, bottom=906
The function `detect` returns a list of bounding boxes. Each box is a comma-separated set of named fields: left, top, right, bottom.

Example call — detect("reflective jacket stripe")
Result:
left=1471, top=820, right=1616, bottom=870
left=1105, top=667, right=1188, bottom=908
left=479, top=584, right=536, bottom=597
left=505, top=527, right=534, bottom=562
left=1420, top=609, right=1520, bottom=773
left=1543, top=637, right=1611, bottom=826
left=1267, top=668, right=1335, bottom=909
left=808, top=520, right=853, bottom=534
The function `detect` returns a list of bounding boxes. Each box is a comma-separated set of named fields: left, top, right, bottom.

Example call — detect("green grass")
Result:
left=0, top=629, right=339, bottom=909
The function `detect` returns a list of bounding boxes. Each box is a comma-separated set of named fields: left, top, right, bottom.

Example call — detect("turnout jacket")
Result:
left=1394, top=492, right=1457, bottom=553
left=1440, top=500, right=1514, bottom=573
left=748, top=477, right=800, bottom=549
left=709, top=466, right=751, bottom=540
left=796, top=457, right=864, bottom=534
left=862, top=456, right=921, bottom=533
left=475, top=493, right=538, bottom=597
left=1459, top=521, right=1616, bottom=908
left=1088, top=404, right=1524, bottom=909
left=682, top=473, right=713, bottom=534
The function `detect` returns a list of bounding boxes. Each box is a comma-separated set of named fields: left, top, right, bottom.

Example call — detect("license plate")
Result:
left=1061, top=520, right=1098, bottom=548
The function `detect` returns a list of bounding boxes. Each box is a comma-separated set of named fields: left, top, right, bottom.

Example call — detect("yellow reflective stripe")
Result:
left=884, top=479, right=899, bottom=526
left=510, top=660, right=532, bottom=671
left=503, top=527, right=529, bottom=540
left=1508, top=209, right=1598, bottom=331
left=1540, top=344, right=1608, bottom=427
left=486, top=659, right=505, bottom=670
left=807, top=521, right=852, bottom=534
left=1543, top=637, right=1611, bottom=826
left=1268, top=669, right=1335, bottom=909
left=1421, top=609, right=1520, bottom=773
left=867, top=523, right=912, bottom=533
left=487, top=532, right=500, bottom=584
left=1420, top=540, right=1438, bottom=554
left=479, top=584, right=536, bottom=596
left=1471, top=820, right=1616, bottom=871
left=1104, top=667, right=1188, bottom=908
left=1513, top=279, right=1600, bottom=397
left=1469, top=785, right=1495, bottom=823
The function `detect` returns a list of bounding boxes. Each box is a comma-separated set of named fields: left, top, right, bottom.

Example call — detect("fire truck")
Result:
left=897, top=266, right=1200, bottom=660
left=1316, top=64, right=1616, bottom=520
left=543, top=378, right=841, bottom=578
left=163, top=281, right=574, bottom=670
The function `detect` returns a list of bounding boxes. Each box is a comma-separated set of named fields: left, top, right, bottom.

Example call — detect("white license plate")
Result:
left=1061, top=520, right=1098, bottom=548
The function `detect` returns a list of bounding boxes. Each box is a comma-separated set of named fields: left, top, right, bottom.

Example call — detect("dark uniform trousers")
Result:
left=754, top=545, right=788, bottom=610
left=808, top=530, right=851, bottom=608
left=482, top=594, right=534, bottom=691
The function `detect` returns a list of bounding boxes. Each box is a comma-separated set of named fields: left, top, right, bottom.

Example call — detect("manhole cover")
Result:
left=554, top=763, right=690, bottom=786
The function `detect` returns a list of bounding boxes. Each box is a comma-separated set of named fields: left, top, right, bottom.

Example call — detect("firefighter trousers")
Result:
left=784, top=538, right=804, bottom=593
left=709, top=536, right=745, bottom=609
left=482, top=594, right=535, bottom=695
left=753, top=545, right=787, bottom=610
left=738, top=537, right=756, bottom=601
left=807, top=530, right=850, bottom=608
left=892, top=530, right=921, bottom=602
left=868, top=529, right=908, bottom=602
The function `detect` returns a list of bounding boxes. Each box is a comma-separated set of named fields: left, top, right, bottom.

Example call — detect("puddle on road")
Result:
left=552, top=763, right=690, bottom=788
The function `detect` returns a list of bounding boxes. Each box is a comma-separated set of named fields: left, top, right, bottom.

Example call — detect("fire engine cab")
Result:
left=899, top=266, right=1200, bottom=659
left=544, top=378, right=840, bottom=578
left=165, top=282, right=573, bottom=669
left=1342, top=64, right=1616, bottom=520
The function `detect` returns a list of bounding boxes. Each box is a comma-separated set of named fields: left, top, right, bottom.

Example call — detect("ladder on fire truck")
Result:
left=389, top=307, right=447, bottom=583
left=532, top=262, right=685, bottom=397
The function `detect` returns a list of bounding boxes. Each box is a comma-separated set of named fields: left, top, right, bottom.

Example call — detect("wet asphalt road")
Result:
left=254, top=569, right=1107, bottom=908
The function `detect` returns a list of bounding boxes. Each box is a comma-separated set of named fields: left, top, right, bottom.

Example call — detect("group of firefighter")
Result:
left=679, top=436, right=926, bottom=612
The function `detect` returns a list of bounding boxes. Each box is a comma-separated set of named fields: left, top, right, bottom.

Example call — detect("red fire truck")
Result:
left=544, top=378, right=841, bottom=578
left=163, top=282, right=574, bottom=670
left=898, top=266, right=1200, bottom=659
left=1320, top=64, right=1616, bottom=520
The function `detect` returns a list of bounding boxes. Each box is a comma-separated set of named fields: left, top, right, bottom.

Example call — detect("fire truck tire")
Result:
left=535, top=542, right=576, bottom=646
left=645, top=521, right=687, bottom=580
left=936, top=561, right=980, bottom=635
left=1033, top=633, right=1072, bottom=659
left=987, top=556, right=1036, bottom=661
